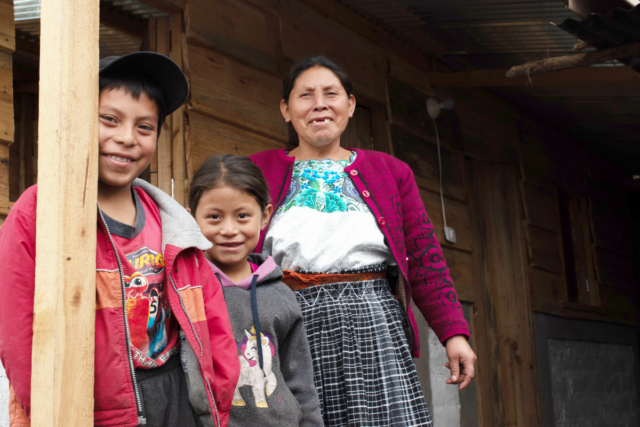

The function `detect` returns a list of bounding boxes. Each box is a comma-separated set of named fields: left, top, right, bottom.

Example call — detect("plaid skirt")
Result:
left=294, top=277, right=433, bottom=427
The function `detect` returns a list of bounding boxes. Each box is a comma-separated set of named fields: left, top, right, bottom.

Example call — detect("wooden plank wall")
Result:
left=179, top=1, right=638, bottom=423
left=0, top=0, right=15, bottom=225
left=518, top=118, right=637, bottom=327
left=4, top=0, right=633, bottom=423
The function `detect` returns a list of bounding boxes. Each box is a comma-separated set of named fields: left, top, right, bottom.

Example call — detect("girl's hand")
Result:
left=444, top=335, right=477, bottom=390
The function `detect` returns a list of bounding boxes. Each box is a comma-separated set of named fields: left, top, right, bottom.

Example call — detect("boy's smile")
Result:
left=98, top=88, right=158, bottom=189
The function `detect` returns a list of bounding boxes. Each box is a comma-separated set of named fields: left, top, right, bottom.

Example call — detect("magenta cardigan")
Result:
left=250, top=148, right=469, bottom=357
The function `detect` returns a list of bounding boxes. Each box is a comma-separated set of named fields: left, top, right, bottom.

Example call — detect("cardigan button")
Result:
left=378, top=217, right=386, bottom=226
left=349, top=169, right=358, bottom=176
left=362, top=190, right=370, bottom=198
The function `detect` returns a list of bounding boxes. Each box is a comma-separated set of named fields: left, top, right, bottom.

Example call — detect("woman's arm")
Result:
left=395, top=163, right=476, bottom=389
left=396, top=163, right=469, bottom=341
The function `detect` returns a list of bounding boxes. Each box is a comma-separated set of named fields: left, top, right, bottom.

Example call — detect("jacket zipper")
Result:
left=169, top=274, right=220, bottom=427
left=97, top=205, right=147, bottom=425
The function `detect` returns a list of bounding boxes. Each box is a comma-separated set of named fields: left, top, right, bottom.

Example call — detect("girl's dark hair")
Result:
left=188, top=154, right=271, bottom=215
left=99, top=72, right=167, bottom=132
left=282, top=56, right=353, bottom=103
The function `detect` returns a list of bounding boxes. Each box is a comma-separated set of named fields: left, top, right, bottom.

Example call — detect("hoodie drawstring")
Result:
left=214, top=273, right=227, bottom=303
left=250, top=274, right=264, bottom=371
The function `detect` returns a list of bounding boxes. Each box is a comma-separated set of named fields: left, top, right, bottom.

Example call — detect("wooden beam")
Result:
left=15, top=37, right=40, bottom=60
left=299, top=0, right=433, bottom=73
left=156, top=17, right=173, bottom=195
left=147, top=18, right=159, bottom=187
left=31, top=0, right=99, bottom=425
left=507, top=41, right=640, bottom=78
left=171, top=12, right=186, bottom=206
left=429, top=66, right=640, bottom=88
left=100, top=7, right=146, bottom=40
left=0, top=0, right=15, bottom=54
left=14, top=81, right=39, bottom=94
left=142, top=0, right=184, bottom=14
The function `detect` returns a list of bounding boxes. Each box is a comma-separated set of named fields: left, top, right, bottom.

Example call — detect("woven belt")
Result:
left=282, top=270, right=387, bottom=291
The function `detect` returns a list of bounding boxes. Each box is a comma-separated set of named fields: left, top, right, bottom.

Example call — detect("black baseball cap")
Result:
left=99, top=52, right=188, bottom=115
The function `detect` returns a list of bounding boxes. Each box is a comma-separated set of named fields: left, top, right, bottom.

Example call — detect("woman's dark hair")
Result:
left=188, top=154, right=271, bottom=215
left=99, top=72, right=167, bottom=132
left=282, top=56, right=353, bottom=103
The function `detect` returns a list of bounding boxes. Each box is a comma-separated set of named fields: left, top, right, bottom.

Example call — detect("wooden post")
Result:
left=171, top=12, right=187, bottom=206
left=156, top=17, right=173, bottom=195
left=31, top=0, right=99, bottom=425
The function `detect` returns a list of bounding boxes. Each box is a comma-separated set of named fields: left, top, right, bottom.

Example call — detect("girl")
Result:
left=188, top=154, right=323, bottom=427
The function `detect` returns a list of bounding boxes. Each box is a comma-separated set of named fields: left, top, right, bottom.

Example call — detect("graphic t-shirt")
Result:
left=103, top=187, right=179, bottom=369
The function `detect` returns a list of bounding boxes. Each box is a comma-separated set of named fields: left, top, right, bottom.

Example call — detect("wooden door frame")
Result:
left=466, top=158, right=542, bottom=426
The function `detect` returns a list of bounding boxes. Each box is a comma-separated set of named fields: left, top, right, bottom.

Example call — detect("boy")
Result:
left=0, top=52, right=240, bottom=427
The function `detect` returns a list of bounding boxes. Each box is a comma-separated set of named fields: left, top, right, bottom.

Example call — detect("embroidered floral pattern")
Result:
left=276, top=155, right=370, bottom=215
left=408, top=210, right=460, bottom=308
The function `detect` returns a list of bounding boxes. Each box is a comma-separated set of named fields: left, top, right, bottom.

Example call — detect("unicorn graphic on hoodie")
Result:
left=233, top=326, right=278, bottom=408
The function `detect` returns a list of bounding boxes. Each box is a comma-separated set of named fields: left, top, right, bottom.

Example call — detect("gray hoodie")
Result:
left=207, top=254, right=323, bottom=427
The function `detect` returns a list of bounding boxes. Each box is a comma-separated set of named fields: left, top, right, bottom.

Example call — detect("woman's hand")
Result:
left=444, top=335, right=477, bottom=390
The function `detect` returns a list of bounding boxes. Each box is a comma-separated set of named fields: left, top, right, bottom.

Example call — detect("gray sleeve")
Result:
left=278, top=289, right=324, bottom=427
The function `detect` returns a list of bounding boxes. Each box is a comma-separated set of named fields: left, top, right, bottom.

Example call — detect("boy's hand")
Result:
left=444, top=335, right=477, bottom=390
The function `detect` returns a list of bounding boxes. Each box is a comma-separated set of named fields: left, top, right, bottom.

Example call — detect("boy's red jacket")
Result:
left=0, top=179, right=240, bottom=427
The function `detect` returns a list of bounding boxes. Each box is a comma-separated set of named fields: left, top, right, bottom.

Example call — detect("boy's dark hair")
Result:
left=282, top=55, right=353, bottom=103
left=189, top=154, right=271, bottom=215
left=99, top=72, right=167, bottom=132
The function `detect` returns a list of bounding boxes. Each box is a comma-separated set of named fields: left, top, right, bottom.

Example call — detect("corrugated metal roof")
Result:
left=15, top=20, right=144, bottom=59
left=337, top=0, right=581, bottom=71
left=338, top=0, right=639, bottom=170
left=558, top=4, right=640, bottom=71
left=14, top=0, right=40, bottom=21
left=14, top=0, right=166, bottom=22
left=13, top=1, right=166, bottom=59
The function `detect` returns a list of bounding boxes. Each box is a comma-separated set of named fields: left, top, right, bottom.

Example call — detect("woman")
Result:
left=249, top=56, right=476, bottom=426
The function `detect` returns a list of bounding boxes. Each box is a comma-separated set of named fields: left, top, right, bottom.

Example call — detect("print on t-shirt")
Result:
left=124, top=246, right=171, bottom=362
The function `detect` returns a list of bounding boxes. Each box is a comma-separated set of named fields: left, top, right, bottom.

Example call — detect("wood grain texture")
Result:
left=591, top=209, right=634, bottom=258
left=521, top=183, right=559, bottom=233
left=342, top=105, right=372, bottom=151
left=471, top=161, right=541, bottom=426
left=391, top=125, right=466, bottom=202
left=147, top=18, right=159, bottom=188
left=387, top=78, right=463, bottom=152
left=187, top=41, right=287, bottom=142
left=0, top=144, right=9, bottom=202
left=279, top=0, right=388, bottom=104
left=525, top=225, right=564, bottom=274
left=595, top=247, right=636, bottom=293
left=31, top=0, right=99, bottom=424
left=156, top=17, right=173, bottom=195
left=431, top=66, right=640, bottom=87
left=442, top=247, right=474, bottom=303
left=143, top=0, right=184, bottom=13
left=420, top=188, right=473, bottom=253
left=388, top=51, right=434, bottom=96
left=185, top=0, right=284, bottom=76
left=580, top=198, right=600, bottom=306
left=0, top=51, right=13, bottom=145
left=0, top=0, right=15, bottom=54
left=298, top=0, right=432, bottom=73
left=529, top=267, right=567, bottom=315
left=171, top=12, right=186, bottom=206
left=186, top=112, right=284, bottom=180
left=507, top=41, right=640, bottom=78
left=599, top=284, right=637, bottom=325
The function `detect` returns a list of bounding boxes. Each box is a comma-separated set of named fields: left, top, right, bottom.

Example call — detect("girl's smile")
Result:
left=191, top=185, right=272, bottom=283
